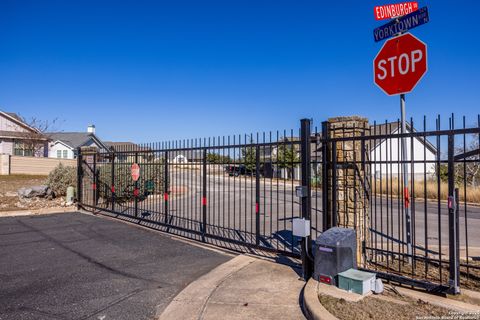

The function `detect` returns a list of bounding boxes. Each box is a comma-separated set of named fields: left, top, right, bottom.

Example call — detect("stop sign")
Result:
left=373, top=33, right=427, bottom=96
left=131, top=163, right=140, bottom=182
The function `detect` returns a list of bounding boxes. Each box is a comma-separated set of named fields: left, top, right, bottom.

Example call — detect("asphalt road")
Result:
left=0, top=212, right=231, bottom=320
left=87, top=168, right=480, bottom=259
left=145, top=170, right=480, bottom=257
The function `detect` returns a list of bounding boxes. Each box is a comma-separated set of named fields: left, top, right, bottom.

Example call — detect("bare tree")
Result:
left=466, top=136, right=480, bottom=187
left=9, top=115, right=62, bottom=157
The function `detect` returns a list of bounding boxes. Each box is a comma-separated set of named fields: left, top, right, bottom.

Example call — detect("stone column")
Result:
left=327, top=116, right=370, bottom=264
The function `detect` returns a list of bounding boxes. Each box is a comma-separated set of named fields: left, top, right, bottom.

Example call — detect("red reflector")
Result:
left=404, top=187, right=410, bottom=208
left=133, top=189, right=139, bottom=197
left=202, top=196, right=207, bottom=206
left=92, top=183, right=96, bottom=190
left=111, top=186, right=115, bottom=193
left=256, top=203, right=259, bottom=214
left=164, top=192, right=169, bottom=201
left=319, top=275, right=332, bottom=284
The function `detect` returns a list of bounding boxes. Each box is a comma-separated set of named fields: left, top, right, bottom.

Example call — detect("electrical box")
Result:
left=314, top=227, right=357, bottom=285
left=337, top=269, right=376, bottom=295
left=295, top=186, right=308, bottom=198
left=293, top=218, right=310, bottom=237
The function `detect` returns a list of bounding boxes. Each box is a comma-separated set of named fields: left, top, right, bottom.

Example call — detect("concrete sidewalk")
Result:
left=157, top=255, right=306, bottom=320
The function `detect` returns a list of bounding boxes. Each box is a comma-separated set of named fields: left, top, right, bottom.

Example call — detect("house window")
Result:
left=57, top=150, right=62, bottom=158
left=63, top=150, right=68, bottom=158
left=13, top=141, right=34, bottom=157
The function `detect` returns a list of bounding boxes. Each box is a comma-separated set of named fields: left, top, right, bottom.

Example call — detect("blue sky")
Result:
left=1, top=0, right=479, bottom=143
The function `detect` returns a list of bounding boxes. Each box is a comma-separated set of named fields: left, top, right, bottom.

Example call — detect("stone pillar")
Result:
left=327, top=116, right=370, bottom=264
left=0, top=154, right=11, bottom=175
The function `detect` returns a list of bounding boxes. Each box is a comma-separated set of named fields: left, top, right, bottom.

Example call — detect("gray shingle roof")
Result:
left=50, top=132, right=100, bottom=149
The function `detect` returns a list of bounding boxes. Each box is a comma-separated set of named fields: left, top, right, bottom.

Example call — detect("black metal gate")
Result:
left=77, top=115, right=480, bottom=293
left=320, top=115, right=480, bottom=293
left=78, top=122, right=313, bottom=258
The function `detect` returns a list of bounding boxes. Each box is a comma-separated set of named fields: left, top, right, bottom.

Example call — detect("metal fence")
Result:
left=77, top=115, right=480, bottom=294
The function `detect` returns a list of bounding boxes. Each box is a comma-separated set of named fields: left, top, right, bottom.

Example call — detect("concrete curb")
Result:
left=156, top=255, right=256, bottom=320
left=303, top=278, right=338, bottom=320
left=0, top=206, right=76, bottom=217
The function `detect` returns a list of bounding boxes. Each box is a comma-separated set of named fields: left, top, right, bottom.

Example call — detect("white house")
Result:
left=370, top=122, right=437, bottom=179
left=48, top=125, right=108, bottom=159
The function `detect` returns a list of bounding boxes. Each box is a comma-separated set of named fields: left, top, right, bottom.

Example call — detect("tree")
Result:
left=464, top=136, right=480, bottom=187
left=276, top=144, right=299, bottom=179
left=206, top=153, right=232, bottom=164
left=241, top=145, right=256, bottom=172
left=18, top=115, right=61, bottom=157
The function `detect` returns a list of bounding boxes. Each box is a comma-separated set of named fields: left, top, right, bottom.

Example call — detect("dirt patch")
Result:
left=319, top=286, right=452, bottom=320
left=0, top=175, right=67, bottom=212
left=367, top=256, right=480, bottom=292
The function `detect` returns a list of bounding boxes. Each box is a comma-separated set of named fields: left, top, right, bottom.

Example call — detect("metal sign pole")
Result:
left=400, top=93, right=412, bottom=262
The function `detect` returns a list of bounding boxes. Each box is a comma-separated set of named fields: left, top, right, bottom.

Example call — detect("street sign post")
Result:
left=374, top=7, right=429, bottom=42
left=373, top=32, right=428, bottom=262
left=131, top=163, right=140, bottom=182
left=374, top=2, right=418, bottom=20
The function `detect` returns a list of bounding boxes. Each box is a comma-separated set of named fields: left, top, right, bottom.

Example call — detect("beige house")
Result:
left=0, top=111, right=48, bottom=157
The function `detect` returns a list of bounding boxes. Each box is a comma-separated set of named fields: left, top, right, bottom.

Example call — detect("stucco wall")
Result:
left=0, top=155, right=77, bottom=175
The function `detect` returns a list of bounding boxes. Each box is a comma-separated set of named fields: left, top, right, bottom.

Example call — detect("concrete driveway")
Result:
left=0, top=212, right=232, bottom=320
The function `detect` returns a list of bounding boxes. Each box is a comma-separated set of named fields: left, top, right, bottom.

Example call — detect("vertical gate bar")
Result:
left=321, top=121, right=330, bottom=231
left=423, top=116, right=429, bottom=275
left=332, top=141, right=337, bottom=227
left=436, top=115, right=443, bottom=282
left=361, top=133, right=367, bottom=260
left=300, top=118, right=313, bottom=279
left=448, top=132, right=459, bottom=294
left=93, top=153, right=97, bottom=207
left=164, top=151, right=169, bottom=224
left=76, top=147, right=83, bottom=209
left=410, top=117, right=416, bottom=275
left=202, top=148, right=207, bottom=241
left=255, top=145, right=260, bottom=246
left=455, top=188, right=461, bottom=292
left=134, top=152, right=138, bottom=218
left=462, top=116, right=470, bottom=279
left=111, top=151, right=115, bottom=212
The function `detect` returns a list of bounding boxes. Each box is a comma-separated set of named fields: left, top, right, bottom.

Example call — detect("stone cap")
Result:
left=328, top=116, right=369, bottom=123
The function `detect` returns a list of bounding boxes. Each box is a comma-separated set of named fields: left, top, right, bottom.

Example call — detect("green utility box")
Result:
left=337, top=269, right=376, bottom=295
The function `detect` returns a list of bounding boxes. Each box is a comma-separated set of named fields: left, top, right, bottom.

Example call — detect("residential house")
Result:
left=0, top=111, right=48, bottom=157
left=49, top=125, right=109, bottom=159
left=104, top=142, right=153, bottom=162
left=370, top=122, right=437, bottom=179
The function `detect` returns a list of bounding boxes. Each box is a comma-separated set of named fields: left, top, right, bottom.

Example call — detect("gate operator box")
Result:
left=314, top=227, right=357, bottom=286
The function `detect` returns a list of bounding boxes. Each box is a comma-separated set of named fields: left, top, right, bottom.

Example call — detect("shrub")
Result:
left=97, top=161, right=165, bottom=203
left=46, top=163, right=77, bottom=196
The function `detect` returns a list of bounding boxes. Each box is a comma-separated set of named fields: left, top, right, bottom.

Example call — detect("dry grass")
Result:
left=373, top=178, right=480, bottom=204
left=367, top=257, right=480, bottom=291
left=318, top=286, right=451, bottom=320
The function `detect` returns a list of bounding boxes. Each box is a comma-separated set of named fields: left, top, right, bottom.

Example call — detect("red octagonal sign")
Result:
left=131, top=163, right=140, bottom=182
left=374, top=33, right=427, bottom=96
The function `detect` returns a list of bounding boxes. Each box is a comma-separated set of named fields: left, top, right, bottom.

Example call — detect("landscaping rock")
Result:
left=17, top=185, right=51, bottom=199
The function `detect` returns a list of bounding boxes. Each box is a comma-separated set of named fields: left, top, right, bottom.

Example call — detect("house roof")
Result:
left=5, top=112, right=23, bottom=122
left=104, top=141, right=151, bottom=152
left=0, top=110, right=43, bottom=135
left=0, top=130, right=48, bottom=140
left=370, top=122, right=437, bottom=154
left=50, top=132, right=108, bottom=150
